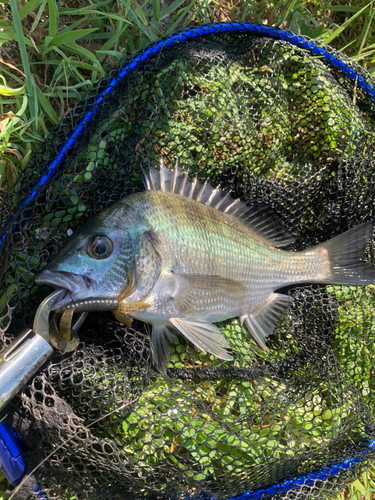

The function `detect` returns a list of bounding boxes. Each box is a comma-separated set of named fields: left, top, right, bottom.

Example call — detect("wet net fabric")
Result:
left=1, top=24, right=375, bottom=500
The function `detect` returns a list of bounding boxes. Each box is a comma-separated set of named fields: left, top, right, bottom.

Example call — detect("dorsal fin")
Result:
left=143, top=159, right=294, bottom=248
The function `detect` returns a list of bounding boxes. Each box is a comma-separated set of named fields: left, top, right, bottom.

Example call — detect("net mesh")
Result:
left=1, top=25, right=375, bottom=500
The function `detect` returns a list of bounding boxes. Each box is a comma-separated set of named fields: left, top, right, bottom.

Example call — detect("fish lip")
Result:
left=35, top=269, right=91, bottom=310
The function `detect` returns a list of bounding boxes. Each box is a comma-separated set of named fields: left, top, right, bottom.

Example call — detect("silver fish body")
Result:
left=127, top=190, right=322, bottom=319
left=36, top=161, right=375, bottom=370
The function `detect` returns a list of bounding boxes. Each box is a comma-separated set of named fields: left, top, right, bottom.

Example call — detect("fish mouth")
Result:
left=35, top=269, right=92, bottom=310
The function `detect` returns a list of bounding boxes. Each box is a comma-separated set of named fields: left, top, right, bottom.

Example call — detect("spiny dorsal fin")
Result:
left=143, top=159, right=294, bottom=248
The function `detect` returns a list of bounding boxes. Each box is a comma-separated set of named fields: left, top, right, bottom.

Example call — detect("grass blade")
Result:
left=100, top=27, right=128, bottom=52
left=60, top=9, right=128, bottom=23
left=0, top=162, right=5, bottom=190
left=357, top=4, right=375, bottom=59
left=161, top=0, right=192, bottom=19
left=122, top=30, right=136, bottom=53
left=58, top=41, right=104, bottom=67
left=322, top=0, right=375, bottom=45
left=274, top=0, right=300, bottom=28
left=95, top=50, right=124, bottom=61
left=131, top=0, right=148, bottom=25
left=30, top=0, right=47, bottom=32
left=167, top=0, right=196, bottom=32
left=329, top=5, right=372, bottom=12
left=60, top=0, right=113, bottom=14
left=47, top=0, right=59, bottom=37
left=351, top=479, right=368, bottom=497
left=152, top=0, right=160, bottom=22
left=35, top=87, right=59, bottom=125
left=0, top=85, right=25, bottom=96
left=9, top=0, right=38, bottom=132
left=47, top=28, right=99, bottom=49
left=18, top=0, right=44, bottom=21
left=0, top=32, right=33, bottom=47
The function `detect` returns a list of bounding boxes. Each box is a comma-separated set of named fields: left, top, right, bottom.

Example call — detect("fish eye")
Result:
left=88, top=236, right=113, bottom=259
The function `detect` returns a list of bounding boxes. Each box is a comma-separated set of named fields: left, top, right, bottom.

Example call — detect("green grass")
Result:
left=1, top=0, right=375, bottom=498
left=0, top=0, right=375, bottom=191
left=0, top=469, right=9, bottom=499
left=0, top=0, right=374, bottom=189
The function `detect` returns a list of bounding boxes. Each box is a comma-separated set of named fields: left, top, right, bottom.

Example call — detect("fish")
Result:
left=35, top=160, right=375, bottom=371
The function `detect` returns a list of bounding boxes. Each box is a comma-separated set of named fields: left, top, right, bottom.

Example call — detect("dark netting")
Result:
left=1, top=22, right=375, bottom=500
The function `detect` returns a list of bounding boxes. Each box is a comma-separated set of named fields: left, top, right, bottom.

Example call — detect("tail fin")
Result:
left=322, top=221, right=375, bottom=285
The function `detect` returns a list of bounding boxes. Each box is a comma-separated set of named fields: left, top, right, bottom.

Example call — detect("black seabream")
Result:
left=36, top=162, right=375, bottom=370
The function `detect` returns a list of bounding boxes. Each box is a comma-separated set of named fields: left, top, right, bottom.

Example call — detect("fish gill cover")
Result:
left=1, top=23, right=375, bottom=500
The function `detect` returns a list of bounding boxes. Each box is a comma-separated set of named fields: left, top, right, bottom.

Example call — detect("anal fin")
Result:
left=241, top=293, right=293, bottom=350
left=169, top=318, right=233, bottom=361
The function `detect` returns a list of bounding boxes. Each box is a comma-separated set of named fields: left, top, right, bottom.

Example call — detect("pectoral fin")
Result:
left=173, top=273, right=247, bottom=314
left=241, top=293, right=293, bottom=350
left=151, top=325, right=176, bottom=374
left=169, top=318, right=233, bottom=361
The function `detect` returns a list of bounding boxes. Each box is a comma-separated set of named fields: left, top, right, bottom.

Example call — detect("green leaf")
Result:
left=122, top=30, right=136, bottom=53
left=95, top=50, right=124, bottom=61
left=17, top=94, right=29, bottom=117
left=46, top=28, right=99, bottom=50
left=329, top=5, right=373, bottom=12
left=30, top=0, right=47, bottom=32
left=131, top=0, right=148, bottom=25
left=59, top=0, right=113, bottom=14
left=44, top=35, right=53, bottom=50
left=35, top=87, right=59, bottom=125
left=58, top=15, right=92, bottom=36
left=322, top=1, right=375, bottom=45
left=62, top=41, right=105, bottom=65
left=0, top=162, right=5, bottom=189
left=60, top=8, right=129, bottom=23
left=357, top=4, right=375, bottom=59
left=152, top=0, right=160, bottom=22
left=0, top=32, right=33, bottom=48
left=351, top=479, right=368, bottom=497
left=18, top=0, right=44, bottom=21
left=100, top=25, right=130, bottom=52
left=161, top=0, right=192, bottom=19
left=9, top=0, right=38, bottom=131
left=68, top=60, right=102, bottom=73
left=0, top=84, right=25, bottom=96
left=165, top=0, right=196, bottom=32
left=47, top=0, right=59, bottom=37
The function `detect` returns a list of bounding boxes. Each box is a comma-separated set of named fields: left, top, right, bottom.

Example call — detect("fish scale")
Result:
left=143, top=191, right=319, bottom=299
left=36, top=161, right=375, bottom=372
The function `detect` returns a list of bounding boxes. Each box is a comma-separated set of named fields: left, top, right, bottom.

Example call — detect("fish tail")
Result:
left=321, top=221, right=375, bottom=285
